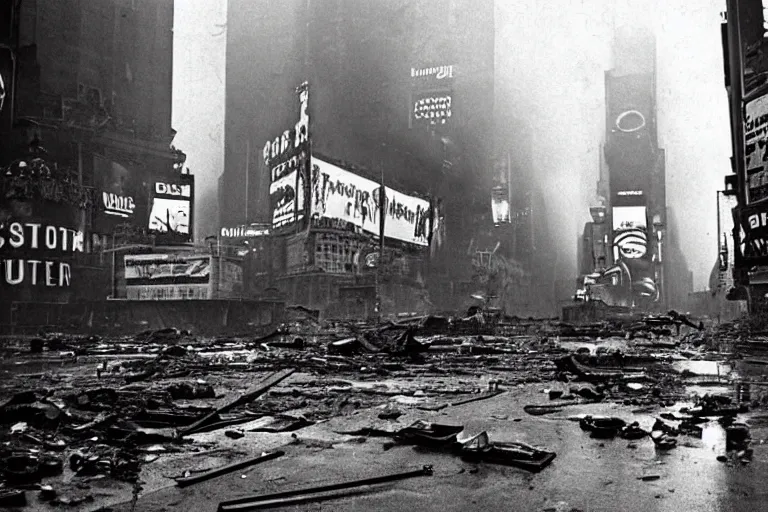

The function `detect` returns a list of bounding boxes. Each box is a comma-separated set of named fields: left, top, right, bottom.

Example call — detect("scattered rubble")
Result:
left=0, top=313, right=762, bottom=508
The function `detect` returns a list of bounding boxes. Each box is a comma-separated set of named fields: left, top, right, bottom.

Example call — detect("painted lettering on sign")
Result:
left=383, top=187, right=430, bottom=246
left=0, top=223, right=84, bottom=252
left=220, top=224, right=270, bottom=238
left=102, top=192, right=136, bottom=218
left=310, top=158, right=381, bottom=235
left=411, top=65, right=454, bottom=80
left=155, top=182, right=191, bottom=198
left=0, top=222, right=83, bottom=287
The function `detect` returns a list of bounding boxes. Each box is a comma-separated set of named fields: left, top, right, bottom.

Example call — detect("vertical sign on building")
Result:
left=409, top=65, right=454, bottom=129
left=148, top=174, right=195, bottom=243
left=264, top=83, right=310, bottom=231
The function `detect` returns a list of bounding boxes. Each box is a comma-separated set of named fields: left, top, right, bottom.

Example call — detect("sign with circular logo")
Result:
left=615, top=110, right=646, bottom=133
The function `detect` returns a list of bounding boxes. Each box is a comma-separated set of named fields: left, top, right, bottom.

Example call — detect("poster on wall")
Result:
left=612, top=206, right=648, bottom=260
left=148, top=174, right=194, bottom=243
left=745, top=93, right=768, bottom=204
left=310, top=157, right=381, bottom=235
left=383, top=186, right=430, bottom=246
left=92, top=155, right=144, bottom=233
left=124, top=253, right=210, bottom=300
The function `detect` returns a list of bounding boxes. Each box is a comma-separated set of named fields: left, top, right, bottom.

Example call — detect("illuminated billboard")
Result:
left=0, top=200, right=83, bottom=292
left=612, top=206, right=648, bottom=260
left=124, top=253, right=210, bottom=300
left=411, top=92, right=452, bottom=127
left=148, top=174, right=194, bottom=242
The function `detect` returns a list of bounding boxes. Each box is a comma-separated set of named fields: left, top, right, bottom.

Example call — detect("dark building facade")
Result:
left=578, top=26, right=691, bottom=311
left=222, top=0, right=503, bottom=315
left=1, top=0, right=187, bottom=313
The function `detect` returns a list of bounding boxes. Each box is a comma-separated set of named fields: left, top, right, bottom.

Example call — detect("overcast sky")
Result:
left=173, top=0, right=730, bottom=291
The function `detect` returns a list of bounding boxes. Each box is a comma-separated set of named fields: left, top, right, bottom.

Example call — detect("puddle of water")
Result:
left=673, top=360, right=732, bottom=376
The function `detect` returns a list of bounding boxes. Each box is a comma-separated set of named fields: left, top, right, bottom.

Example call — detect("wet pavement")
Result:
left=1, top=319, right=766, bottom=511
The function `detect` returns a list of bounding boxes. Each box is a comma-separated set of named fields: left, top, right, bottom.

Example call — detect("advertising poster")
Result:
left=148, top=174, right=194, bottom=242
left=269, top=169, right=305, bottom=229
left=124, top=253, right=210, bottom=300
left=612, top=206, right=649, bottom=260
left=745, top=93, right=768, bottom=203
left=383, top=186, right=430, bottom=246
left=310, top=157, right=381, bottom=235
left=737, top=202, right=768, bottom=264
left=92, top=155, right=145, bottom=233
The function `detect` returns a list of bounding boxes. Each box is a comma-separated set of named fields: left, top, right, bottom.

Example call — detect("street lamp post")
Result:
left=653, top=216, right=665, bottom=307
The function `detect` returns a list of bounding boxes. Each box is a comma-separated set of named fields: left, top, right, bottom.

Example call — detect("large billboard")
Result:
left=612, top=206, right=648, bottom=260
left=148, top=174, right=194, bottom=242
left=744, top=93, right=768, bottom=203
left=92, top=155, right=145, bottom=233
left=124, top=253, right=210, bottom=300
left=310, top=157, right=381, bottom=235
left=0, top=199, right=83, bottom=294
left=310, top=157, right=431, bottom=246
left=611, top=205, right=658, bottom=303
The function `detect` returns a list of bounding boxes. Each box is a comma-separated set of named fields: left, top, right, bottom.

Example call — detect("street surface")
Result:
left=1, top=317, right=766, bottom=512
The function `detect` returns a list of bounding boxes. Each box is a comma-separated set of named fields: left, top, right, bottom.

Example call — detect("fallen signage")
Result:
left=217, top=465, right=433, bottom=511
left=176, top=451, right=284, bottom=487
left=178, top=368, right=295, bottom=436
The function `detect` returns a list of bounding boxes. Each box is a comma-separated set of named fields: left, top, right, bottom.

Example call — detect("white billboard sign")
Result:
left=383, top=186, right=430, bottom=246
left=310, top=157, right=381, bottom=235
left=310, top=157, right=431, bottom=246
